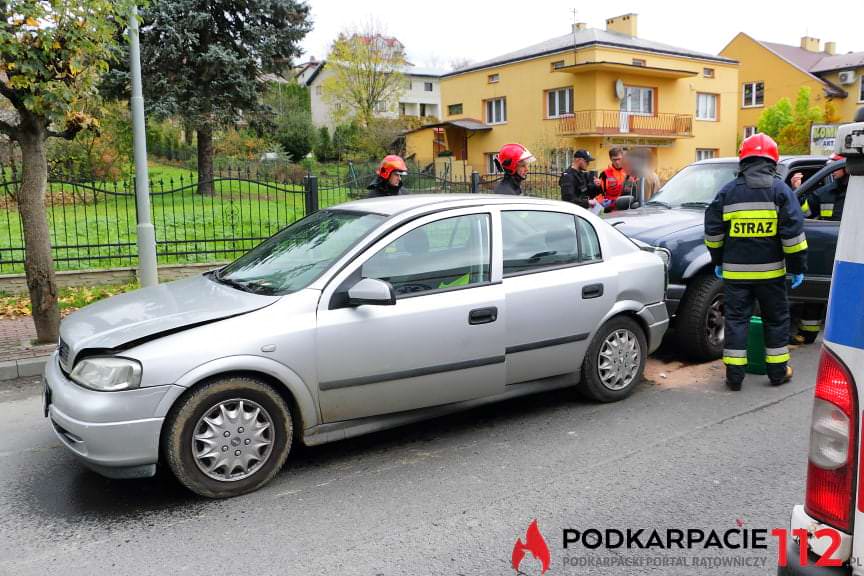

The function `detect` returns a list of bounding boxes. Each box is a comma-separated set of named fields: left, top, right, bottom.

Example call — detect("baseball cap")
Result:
left=573, top=149, right=594, bottom=162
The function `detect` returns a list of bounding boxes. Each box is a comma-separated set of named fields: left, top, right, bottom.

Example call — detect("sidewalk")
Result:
left=0, top=317, right=55, bottom=380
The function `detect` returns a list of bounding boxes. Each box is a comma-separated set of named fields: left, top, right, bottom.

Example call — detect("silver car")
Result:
left=44, top=195, right=669, bottom=498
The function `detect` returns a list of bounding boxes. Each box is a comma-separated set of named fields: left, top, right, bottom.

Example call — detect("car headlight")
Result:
left=70, top=357, right=142, bottom=392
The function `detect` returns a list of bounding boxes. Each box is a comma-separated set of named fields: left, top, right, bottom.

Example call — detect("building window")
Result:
left=548, top=148, right=574, bottom=173
left=696, top=93, right=718, bottom=121
left=485, top=97, right=506, bottom=124
left=408, top=81, right=413, bottom=91
left=551, top=60, right=565, bottom=70
left=546, top=87, right=574, bottom=118
left=424, top=82, right=433, bottom=92
left=488, top=73, right=500, bottom=83
left=743, top=126, right=757, bottom=139
left=621, top=86, right=654, bottom=115
left=315, top=85, right=322, bottom=95
left=859, top=76, right=864, bottom=102
left=632, top=58, right=646, bottom=67
left=703, top=68, right=715, bottom=78
left=696, top=149, right=718, bottom=161
left=486, top=153, right=502, bottom=174
left=374, top=101, right=388, bottom=113
left=399, top=103, right=406, bottom=116
left=420, top=103, right=427, bottom=117
left=742, top=81, right=764, bottom=107
left=448, top=103, right=463, bottom=115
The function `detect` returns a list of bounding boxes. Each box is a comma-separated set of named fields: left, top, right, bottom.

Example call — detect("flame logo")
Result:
left=511, top=519, right=551, bottom=574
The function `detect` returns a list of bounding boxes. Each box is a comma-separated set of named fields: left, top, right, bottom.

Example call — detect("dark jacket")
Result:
left=559, top=167, right=600, bottom=208
left=367, top=176, right=403, bottom=198
left=802, top=176, right=847, bottom=221
left=493, top=174, right=523, bottom=195
left=704, top=168, right=808, bottom=282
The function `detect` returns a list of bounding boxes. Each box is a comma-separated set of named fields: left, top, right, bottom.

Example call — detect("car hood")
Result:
left=59, top=274, right=280, bottom=367
left=605, top=207, right=705, bottom=245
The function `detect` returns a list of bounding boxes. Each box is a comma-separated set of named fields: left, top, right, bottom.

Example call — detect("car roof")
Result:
left=334, top=194, right=568, bottom=217
left=693, top=155, right=829, bottom=166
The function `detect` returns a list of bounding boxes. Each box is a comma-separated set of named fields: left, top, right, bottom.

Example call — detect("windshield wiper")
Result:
left=645, top=200, right=671, bottom=209
left=212, top=269, right=260, bottom=293
left=680, top=201, right=710, bottom=208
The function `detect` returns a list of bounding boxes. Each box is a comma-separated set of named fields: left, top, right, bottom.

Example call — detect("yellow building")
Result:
left=406, top=14, right=739, bottom=181
left=720, top=33, right=864, bottom=141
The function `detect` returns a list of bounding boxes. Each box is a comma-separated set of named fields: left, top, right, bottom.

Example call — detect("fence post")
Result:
left=304, top=175, right=319, bottom=215
left=470, top=171, right=480, bottom=194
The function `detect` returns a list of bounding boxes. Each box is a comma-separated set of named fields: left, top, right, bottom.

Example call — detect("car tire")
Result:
left=163, top=376, right=293, bottom=498
left=579, top=316, right=647, bottom=402
left=675, top=274, right=724, bottom=361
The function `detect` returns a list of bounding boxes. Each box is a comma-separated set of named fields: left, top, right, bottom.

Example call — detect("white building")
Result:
left=298, top=61, right=444, bottom=129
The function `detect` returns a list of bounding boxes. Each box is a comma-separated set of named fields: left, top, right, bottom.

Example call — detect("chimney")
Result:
left=800, top=36, right=821, bottom=52
left=606, top=14, right=638, bottom=37
left=571, top=22, right=587, bottom=33
left=824, top=41, right=836, bottom=55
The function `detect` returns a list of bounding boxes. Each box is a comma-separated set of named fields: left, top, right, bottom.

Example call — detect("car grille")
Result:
left=57, top=338, right=70, bottom=369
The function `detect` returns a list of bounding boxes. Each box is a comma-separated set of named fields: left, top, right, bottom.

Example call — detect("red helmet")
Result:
left=739, top=133, right=779, bottom=163
left=495, top=143, right=535, bottom=175
left=829, top=152, right=845, bottom=162
left=377, top=155, right=408, bottom=179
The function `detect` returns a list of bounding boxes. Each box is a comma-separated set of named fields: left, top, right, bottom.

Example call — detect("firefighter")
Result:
left=493, top=143, right=535, bottom=195
left=704, top=133, right=808, bottom=390
left=559, top=150, right=602, bottom=208
left=802, top=153, right=848, bottom=221
left=367, top=155, right=408, bottom=198
left=791, top=153, right=848, bottom=342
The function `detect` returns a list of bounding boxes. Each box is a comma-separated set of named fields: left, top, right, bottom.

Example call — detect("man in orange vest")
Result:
left=598, top=147, right=628, bottom=210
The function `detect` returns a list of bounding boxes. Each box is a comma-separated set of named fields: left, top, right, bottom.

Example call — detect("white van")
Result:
left=780, top=111, right=864, bottom=575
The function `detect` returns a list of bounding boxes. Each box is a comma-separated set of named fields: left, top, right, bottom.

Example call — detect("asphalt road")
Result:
left=0, top=343, right=823, bottom=576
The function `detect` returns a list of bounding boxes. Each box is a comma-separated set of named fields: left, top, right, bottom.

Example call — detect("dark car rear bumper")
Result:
left=777, top=538, right=851, bottom=576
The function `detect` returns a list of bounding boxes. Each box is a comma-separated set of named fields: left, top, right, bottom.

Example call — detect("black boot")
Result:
left=770, top=365, right=793, bottom=386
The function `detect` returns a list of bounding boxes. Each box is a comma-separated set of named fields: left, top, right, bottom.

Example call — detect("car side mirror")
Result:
left=347, top=278, right=396, bottom=306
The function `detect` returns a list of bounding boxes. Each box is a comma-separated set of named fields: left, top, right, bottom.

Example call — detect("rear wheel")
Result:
left=579, top=316, right=647, bottom=402
left=675, top=274, right=724, bottom=361
left=163, top=376, right=293, bottom=498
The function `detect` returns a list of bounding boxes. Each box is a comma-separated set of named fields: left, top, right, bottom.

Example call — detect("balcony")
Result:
left=556, top=110, right=693, bottom=138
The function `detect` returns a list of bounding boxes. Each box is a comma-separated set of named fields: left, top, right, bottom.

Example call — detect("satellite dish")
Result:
left=615, top=79, right=626, bottom=100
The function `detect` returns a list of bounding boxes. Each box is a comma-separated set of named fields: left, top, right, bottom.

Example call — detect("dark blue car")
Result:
left=608, top=156, right=841, bottom=360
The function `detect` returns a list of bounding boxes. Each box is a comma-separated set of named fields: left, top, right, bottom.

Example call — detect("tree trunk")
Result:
left=196, top=125, right=214, bottom=196
left=17, top=128, right=60, bottom=343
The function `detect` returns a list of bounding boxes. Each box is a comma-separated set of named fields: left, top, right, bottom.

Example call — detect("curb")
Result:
left=0, top=355, right=50, bottom=381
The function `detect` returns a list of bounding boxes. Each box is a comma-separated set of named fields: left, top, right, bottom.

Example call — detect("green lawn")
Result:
left=0, top=162, right=358, bottom=274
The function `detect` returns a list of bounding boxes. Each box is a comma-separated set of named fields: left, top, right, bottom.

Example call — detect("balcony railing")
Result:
left=556, top=110, right=693, bottom=138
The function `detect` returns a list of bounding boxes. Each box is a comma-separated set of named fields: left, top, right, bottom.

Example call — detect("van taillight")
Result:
left=805, top=347, right=857, bottom=532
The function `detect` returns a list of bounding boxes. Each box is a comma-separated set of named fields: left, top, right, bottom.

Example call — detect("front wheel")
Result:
left=579, top=316, right=647, bottom=402
left=163, top=376, right=293, bottom=498
left=675, top=274, right=724, bottom=361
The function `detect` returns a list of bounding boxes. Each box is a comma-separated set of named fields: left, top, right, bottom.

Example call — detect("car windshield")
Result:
left=647, top=163, right=739, bottom=208
left=215, top=209, right=386, bottom=295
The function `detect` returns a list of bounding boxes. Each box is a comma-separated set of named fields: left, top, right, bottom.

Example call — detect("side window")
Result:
left=502, top=211, right=580, bottom=275
left=577, top=217, right=602, bottom=262
left=361, top=214, right=490, bottom=296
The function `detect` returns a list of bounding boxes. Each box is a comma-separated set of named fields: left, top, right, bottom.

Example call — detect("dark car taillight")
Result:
left=805, top=346, right=857, bottom=531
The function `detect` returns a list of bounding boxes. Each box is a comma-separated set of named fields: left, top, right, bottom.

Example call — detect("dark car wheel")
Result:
left=675, top=274, right=724, bottom=361
left=579, top=316, right=647, bottom=402
left=163, top=376, right=293, bottom=498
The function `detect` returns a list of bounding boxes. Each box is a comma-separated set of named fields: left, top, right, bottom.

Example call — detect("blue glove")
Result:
left=601, top=199, right=613, bottom=208
left=791, top=273, right=804, bottom=289
left=714, top=265, right=723, bottom=280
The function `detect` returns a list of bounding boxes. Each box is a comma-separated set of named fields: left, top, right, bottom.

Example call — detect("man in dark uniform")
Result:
left=559, top=149, right=602, bottom=208
left=367, top=155, right=408, bottom=198
left=704, top=133, right=808, bottom=390
left=493, top=143, right=535, bottom=195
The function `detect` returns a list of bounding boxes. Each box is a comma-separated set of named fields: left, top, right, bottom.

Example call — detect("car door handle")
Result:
left=582, top=283, right=604, bottom=299
left=469, top=307, right=498, bottom=325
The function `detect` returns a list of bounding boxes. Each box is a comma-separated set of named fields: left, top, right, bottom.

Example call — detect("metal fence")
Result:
left=0, top=161, right=565, bottom=274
